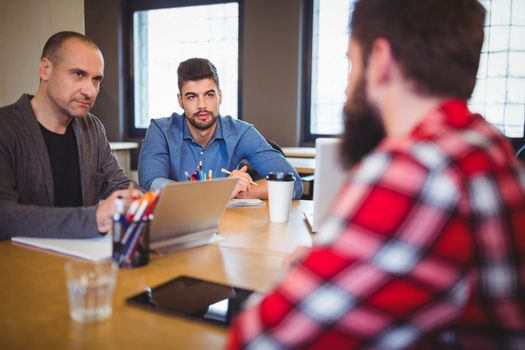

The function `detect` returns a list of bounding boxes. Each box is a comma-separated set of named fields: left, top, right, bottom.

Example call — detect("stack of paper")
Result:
left=227, top=199, right=265, bottom=208
left=12, top=235, right=112, bottom=261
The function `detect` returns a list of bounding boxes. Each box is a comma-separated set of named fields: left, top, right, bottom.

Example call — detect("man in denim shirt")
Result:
left=138, top=58, right=302, bottom=199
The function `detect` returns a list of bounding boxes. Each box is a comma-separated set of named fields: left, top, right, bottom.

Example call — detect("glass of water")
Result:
left=64, top=259, right=118, bottom=323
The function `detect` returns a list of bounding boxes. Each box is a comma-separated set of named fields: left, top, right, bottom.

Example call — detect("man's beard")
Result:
left=340, top=76, right=386, bottom=168
left=187, top=111, right=218, bottom=131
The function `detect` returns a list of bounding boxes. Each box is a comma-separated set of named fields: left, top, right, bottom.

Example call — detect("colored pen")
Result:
left=113, top=196, right=125, bottom=231
left=126, top=199, right=139, bottom=221
left=220, top=168, right=258, bottom=186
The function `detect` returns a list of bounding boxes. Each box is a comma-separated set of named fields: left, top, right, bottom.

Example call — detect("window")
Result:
left=304, top=0, right=351, bottom=141
left=128, top=0, right=241, bottom=136
left=304, top=0, right=525, bottom=144
left=470, top=0, right=525, bottom=138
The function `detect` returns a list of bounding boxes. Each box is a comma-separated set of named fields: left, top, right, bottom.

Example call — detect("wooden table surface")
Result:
left=0, top=200, right=313, bottom=349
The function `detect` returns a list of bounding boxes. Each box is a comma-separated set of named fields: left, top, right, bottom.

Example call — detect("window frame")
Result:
left=125, top=0, right=244, bottom=138
left=301, top=0, right=315, bottom=145
left=301, top=0, right=339, bottom=145
left=301, top=0, right=351, bottom=145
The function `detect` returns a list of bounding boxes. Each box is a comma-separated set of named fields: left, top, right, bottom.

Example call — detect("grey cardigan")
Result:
left=0, top=94, right=131, bottom=239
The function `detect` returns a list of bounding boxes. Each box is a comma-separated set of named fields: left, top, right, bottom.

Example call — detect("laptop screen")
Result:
left=309, top=138, right=347, bottom=232
left=149, top=178, right=238, bottom=251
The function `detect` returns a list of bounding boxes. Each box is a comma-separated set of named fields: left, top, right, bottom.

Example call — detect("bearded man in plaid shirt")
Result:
left=228, top=0, right=525, bottom=349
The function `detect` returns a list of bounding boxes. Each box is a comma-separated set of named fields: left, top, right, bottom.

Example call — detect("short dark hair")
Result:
left=41, top=31, right=99, bottom=65
left=351, top=0, right=485, bottom=100
left=177, top=58, right=220, bottom=92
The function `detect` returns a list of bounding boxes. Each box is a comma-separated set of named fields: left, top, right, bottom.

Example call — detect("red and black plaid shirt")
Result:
left=228, top=100, right=525, bottom=349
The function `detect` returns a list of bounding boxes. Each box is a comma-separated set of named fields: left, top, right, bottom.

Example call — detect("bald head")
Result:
left=41, top=31, right=100, bottom=66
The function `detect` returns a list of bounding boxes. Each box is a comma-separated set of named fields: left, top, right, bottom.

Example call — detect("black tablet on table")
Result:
left=126, top=275, right=256, bottom=327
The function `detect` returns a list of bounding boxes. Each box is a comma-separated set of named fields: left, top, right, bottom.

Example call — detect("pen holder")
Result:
left=112, top=216, right=152, bottom=268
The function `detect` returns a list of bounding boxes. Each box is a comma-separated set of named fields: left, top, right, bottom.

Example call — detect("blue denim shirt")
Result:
left=138, top=113, right=303, bottom=198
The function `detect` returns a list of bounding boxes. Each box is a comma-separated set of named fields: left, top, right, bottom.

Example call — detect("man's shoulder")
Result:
left=0, top=103, right=19, bottom=127
left=0, top=101, right=17, bottom=116
left=220, top=115, right=254, bottom=132
left=378, top=114, right=511, bottom=179
left=75, top=112, right=105, bottom=131
left=0, top=94, right=30, bottom=121
left=0, top=95, right=35, bottom=137
left=149, top=113, right=184, bottom=131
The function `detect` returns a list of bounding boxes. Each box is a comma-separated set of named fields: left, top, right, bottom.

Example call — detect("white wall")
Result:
left=0, top=0, right=84, bottom=106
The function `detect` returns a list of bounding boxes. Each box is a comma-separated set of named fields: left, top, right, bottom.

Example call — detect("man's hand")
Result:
left=95, top=189, right=140, bottom=233
left=229, top=165, right=254, bottom=198
left=235, top=179, right=268, bottom=199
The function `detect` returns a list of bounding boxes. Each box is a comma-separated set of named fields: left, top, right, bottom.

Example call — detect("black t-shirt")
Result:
left=39, top=123, right=83, bottom=207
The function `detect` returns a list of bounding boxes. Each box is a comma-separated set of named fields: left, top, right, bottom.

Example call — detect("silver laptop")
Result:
left=149, top=177, right=238, bottom=253
left=304, top=138, right=347, bottom=232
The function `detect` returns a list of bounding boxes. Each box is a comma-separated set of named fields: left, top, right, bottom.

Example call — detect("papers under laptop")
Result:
left=150, top=177, right=238, bottom=253
left=304, top=138, right=347, bottom=232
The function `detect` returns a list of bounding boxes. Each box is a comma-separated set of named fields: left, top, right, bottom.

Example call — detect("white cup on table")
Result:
left=266, top=172, right=295, bottom=223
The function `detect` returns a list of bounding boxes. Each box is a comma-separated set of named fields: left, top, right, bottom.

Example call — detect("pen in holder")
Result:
left=112, top=215, right=152, bottom=268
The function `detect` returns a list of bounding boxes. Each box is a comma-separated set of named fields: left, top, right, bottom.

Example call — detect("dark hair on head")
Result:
left=177, top=58, right=220, bottom=92
left=351, top=0, right=485, bottom=100
left=41, top=31, right=99, bottom=65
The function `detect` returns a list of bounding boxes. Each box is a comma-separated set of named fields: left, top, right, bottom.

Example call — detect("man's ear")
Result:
left=177, top=93, right=183, bottom=109
left=218, top=90, right=222, bottom=105
left=39, top=58, right=52, bottom=82
left=366, top=38, right=394, bottom=88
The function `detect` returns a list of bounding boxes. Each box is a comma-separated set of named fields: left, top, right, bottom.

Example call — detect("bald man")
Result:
left=0, top=31, right=134, bottom=240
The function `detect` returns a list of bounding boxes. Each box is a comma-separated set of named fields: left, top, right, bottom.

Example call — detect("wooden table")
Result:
left=0, top=201, right=313, bottom=349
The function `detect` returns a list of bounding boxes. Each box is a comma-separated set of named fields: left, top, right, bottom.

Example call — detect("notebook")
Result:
left=150, top=177, right=238, bottom=253
left=304, top=138, right=346, bottom=232
left=12, top=235, right=112, bottom=261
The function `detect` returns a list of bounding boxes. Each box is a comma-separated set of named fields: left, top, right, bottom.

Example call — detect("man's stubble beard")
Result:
left=53, top=96, right=92, bottom=120
left=187, top=111, right=218, bottom=131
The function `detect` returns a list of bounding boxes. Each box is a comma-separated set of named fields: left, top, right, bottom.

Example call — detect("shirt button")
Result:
left=200, top=151, right=204, bottom=155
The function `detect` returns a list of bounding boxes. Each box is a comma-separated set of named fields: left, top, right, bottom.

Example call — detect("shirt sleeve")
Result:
left=228, top=151, right=474, bottom=349
left=138, top=120, right=172, bottom=191
left=239, top=126, right=303, bottom=199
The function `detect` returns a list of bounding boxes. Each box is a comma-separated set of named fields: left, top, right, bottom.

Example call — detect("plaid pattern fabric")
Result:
left=228, top=100, right=525, bottom=349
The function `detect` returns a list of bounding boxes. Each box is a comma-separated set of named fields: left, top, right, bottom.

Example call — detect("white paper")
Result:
left=12, top=235, right=112, bottom=261
left=227, top=199, right=265, bottom=208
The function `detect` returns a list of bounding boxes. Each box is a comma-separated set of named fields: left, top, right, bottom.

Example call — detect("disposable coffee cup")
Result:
left=266, top=172, right=295, bottom=223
